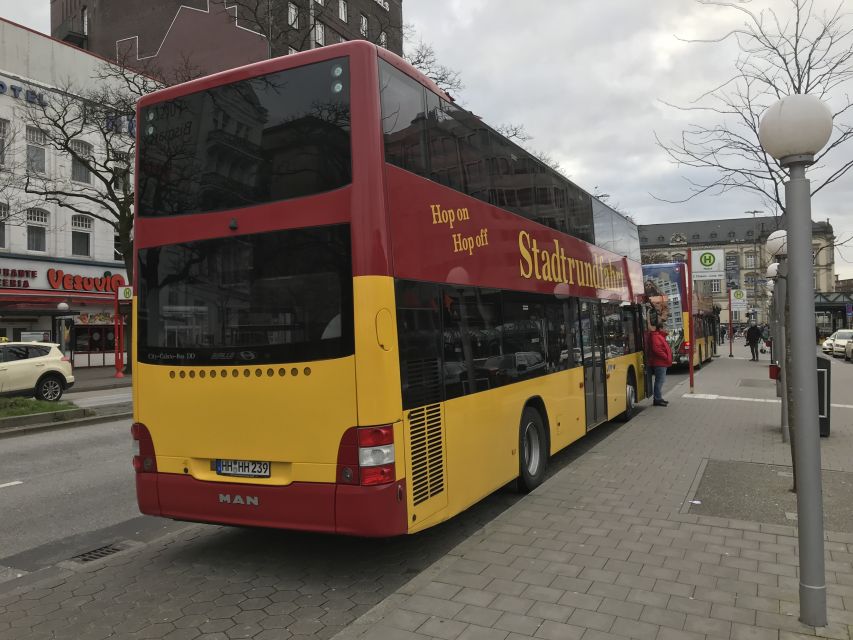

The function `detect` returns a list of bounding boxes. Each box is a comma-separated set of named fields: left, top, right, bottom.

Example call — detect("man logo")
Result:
left=219, top=494, right=259, bottom=506
left=700, top=252, right=716, bottom=268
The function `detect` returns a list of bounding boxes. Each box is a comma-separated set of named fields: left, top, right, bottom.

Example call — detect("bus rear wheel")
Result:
left=619, top=372, right=637, bottom=422
left=517, top=407, right=547, bottom=493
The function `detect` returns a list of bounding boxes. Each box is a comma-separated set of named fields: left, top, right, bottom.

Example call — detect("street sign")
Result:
left=691, top=249, right=725, bottom=281
left=731, top=288, right=749, bottom=311
left=117, top=286, right=133, bottom=302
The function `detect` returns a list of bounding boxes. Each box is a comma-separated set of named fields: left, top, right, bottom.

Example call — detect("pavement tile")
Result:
left=639, top=605, right=686, bottom=629
left=417, top=616, right=468, bottom=640
left=532, top=620, right=585, bottom=640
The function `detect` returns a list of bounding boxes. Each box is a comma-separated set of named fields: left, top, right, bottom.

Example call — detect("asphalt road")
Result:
left=0, top=417, right=138, bottom=559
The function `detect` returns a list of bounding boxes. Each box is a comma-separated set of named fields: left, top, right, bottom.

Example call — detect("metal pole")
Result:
left=785, top=161, right=826, bottom=626
left=778, top=260, right=790, bottom=444
left=685, top=254, right=695, bottom=393
left=728, top=288, right=734, bottom=358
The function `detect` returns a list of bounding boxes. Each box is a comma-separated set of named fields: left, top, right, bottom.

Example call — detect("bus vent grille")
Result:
left=409, top=403, right=444, bottom=506
left=405, top=359, right=442, bottom=407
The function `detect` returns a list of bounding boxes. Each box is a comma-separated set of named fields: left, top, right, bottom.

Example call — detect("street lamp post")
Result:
left=759, top=94, right=833, bottom=627
left=766, top=232, right=790, bottom=446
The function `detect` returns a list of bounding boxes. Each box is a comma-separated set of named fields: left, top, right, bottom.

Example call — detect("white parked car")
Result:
left=0, top=342, right=75, bottom=401
left=833, top=330, right=853, bottom=359
left=847, top=338, right=853, bottom=362
left=822, top=332, right=837, bottom=354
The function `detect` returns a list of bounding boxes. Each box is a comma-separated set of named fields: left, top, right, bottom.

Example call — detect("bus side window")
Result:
left=379, top=60, right=427, bottom=176
left=441, top=287, right=501, bottom=397
left=395, top=280, right=442, bottom=409
left=501, top=292, right=546, bottom=380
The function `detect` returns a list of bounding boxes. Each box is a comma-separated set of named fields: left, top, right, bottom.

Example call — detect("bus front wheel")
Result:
left=517, top=407, right=548, bottom=493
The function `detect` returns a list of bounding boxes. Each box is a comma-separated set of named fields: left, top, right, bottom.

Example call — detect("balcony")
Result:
left=53, top=15, right=88, bottom=49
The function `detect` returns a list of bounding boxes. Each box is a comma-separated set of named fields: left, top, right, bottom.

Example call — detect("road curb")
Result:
left=0, top=411, right=133, bottom=439
left=0, top=408, right=91, bottom=429
left=67, top=381, right=132, bottom=393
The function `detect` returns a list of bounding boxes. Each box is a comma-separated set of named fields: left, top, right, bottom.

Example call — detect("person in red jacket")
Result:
left=647, top=319, right=673, bottom=406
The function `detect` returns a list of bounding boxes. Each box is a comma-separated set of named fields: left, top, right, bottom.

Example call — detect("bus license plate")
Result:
left=216, top=459, right=270, bottom=478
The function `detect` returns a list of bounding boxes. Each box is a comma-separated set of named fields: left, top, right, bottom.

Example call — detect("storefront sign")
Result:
left=47, top=268, right=126, bottom=293
left=0, top=267, right=38, bottom=288
left=0, top=259, right=127, bottom=294
left=0, top=78, right=48, bottom=105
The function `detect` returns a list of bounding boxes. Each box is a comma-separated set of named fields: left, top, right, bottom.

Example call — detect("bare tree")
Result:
left=404, top=39, right=464, bottom=95
left=656, top=0, right=853, bottom=214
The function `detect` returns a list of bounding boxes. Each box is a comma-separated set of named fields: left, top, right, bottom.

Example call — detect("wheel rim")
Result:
left=522, top=421, right=541, bottom=476
left=42, top=380, right=61, bottom=401
left=626, top=384, right=636, bottom=413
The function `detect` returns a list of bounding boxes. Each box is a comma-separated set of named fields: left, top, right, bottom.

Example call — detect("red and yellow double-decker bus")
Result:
left=132, top=42, right=647, bottom=536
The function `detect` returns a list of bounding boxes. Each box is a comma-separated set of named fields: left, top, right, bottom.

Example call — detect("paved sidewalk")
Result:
left=339, top=350, right=853, bottom=640
left=68, top=366, right=131, bottom=393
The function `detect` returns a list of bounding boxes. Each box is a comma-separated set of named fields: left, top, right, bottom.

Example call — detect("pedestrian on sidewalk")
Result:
left=647, top=317, right=673, bottom=407
left=719, top=325, right=726, bottom=344
left=746, top=320, right=762, bottom=361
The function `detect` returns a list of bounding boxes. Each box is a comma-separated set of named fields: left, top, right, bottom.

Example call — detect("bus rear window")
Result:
left=137, top=224, right=353, bottom=365
left=138, top=57, right=351, bottom=217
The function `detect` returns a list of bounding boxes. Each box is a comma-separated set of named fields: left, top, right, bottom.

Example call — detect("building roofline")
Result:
left=0, top=16, right=154, bottom=79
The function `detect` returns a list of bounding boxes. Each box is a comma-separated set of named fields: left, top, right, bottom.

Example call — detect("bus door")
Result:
left=579, top=300, right=607, bottom=428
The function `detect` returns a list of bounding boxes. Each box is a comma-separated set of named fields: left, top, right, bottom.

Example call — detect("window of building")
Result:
left=745, top=253, right=756, bottom=269
left=672, top=253, right=686, bottom=263
left=288, top=46, right=298, bottom=55
left=746, top=230, right=753, bottom=237
left=26, top=127, right=47, bottom=174
left=728, top=231, right=736, bottom=238
left=70, top=140, right=93, bottom=183
left=288, top=2, right=298, bottom=28
left=112, top=151, right=130, bottom=192
left=657, top=235, right=664, bottom=241
left=711, top=279, right=721, bottom=293
left=710, top=232, right=718, bottom=238
left=82, top=6, right=88, bottom=35
left=114, top=233, right=123, bottom=261
left=0, top=202, right=7, bottom=249
left=315, top=21, right=325, bottom=45
left=71, top=214, right=92, bottom=257
left=26, top=208, right=49, bottom=252
left=692, top=234, right=700, bottom=239
left=379, top=31, right=387, bottom=47
left=339, top=0, right=347, bottom=21
left=360, top=13, right=368, bottom=36
left=0, top=119, right=9, bottom=166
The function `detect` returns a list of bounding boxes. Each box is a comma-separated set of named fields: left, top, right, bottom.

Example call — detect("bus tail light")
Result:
left=337, top=425, right=396, bottom=486
left=680, top=341, right=691, bottom=353
left=131, top=422, right=157, bottom=473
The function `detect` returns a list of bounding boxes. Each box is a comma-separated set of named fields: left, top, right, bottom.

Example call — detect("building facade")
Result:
left=50, top=0, right=404, bottom=80
left=639, top=216, right=835, bottom=325
left=0, top=18, right=129, bottom=366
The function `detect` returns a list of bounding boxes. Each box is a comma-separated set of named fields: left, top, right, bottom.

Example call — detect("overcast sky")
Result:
left=2, top=0, right=852, bottom=278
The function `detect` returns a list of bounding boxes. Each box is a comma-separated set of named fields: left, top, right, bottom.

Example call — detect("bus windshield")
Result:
left=138, top=57, right=352, bottom=217
left=137, top=224, right=354, bottom=366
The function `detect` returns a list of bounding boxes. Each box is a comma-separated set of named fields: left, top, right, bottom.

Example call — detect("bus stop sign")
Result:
left=118, top=286, right=133, bottom=302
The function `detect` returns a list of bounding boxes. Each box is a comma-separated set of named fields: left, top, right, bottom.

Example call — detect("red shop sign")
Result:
left=47, top=268, right=126, bottom=293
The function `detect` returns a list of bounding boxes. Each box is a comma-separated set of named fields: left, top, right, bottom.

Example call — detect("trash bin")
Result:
left=817, top=353, right=831, bottom=437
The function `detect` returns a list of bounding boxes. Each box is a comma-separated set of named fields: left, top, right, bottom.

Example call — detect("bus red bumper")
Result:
left=136, top=473, right=408, bottom=537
